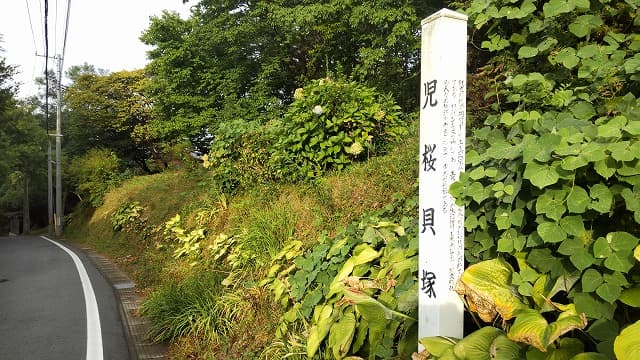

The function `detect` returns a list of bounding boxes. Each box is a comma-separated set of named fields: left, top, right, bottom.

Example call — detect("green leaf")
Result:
left=596, top=282, right=623, bottom=304
left=593, top=237, right=613, bottom=259
left=570, top=353, right=613, bottom=360
left=537, top=37, right=558, bottom=53
left=560, top=216, right=585, bottom=237
left=624, top=54, right=640, bottom=74
left=604, top=252, right=635, bottom=272
left=597, top=122, right=622, bottom=139
left=558, top=237, right=584, bottom=256
left=614, top=320, right=640, bottom=360
left=518, top=46, right=539, bottom=59
left=543, top=0, right=575, bottom=17
left=619, top=287, right=640, bottom=307
left=582, top=269, right=603, bottom=292
left=510, top=208, right=525, bottom=227
left=525, top=163, right=560, bottom=189
left=456, top=259, right=529, bottom=322
left=571, top=249, right=595, bottom=270
left=498, top=229, right=517, bottom=252
left=536, top=191, right=567, bottom=221
left=574, top=292, right=616, bottom=320
left=538, top=222, right=567, bottom=243
left=594, top=158, right=617, bottom=179
left=556, top=48, right=580, bottom=69
left=482, top=34, right=511, bottom=52
left=623, top=120, right=640, bottom=135
left=608, top=232, right=639, bottom=251
left=496, top=206, right=513, bottom=230
left=508, top=310, right=547, bottom=351
left=590, top=184, right=613, bottom=213
left=469, top=181, right=490, bottom=204
left=469, top=166, right=485, bottom=180
left=577, top=44, right=600, bottom=59
left=570, top=101, right=596, bottom=120
left=568, top=15, right=603, bottom=38
left=588, top=319, right=620, bottom=341
left=561, top=155, right=588, bottom=170
left=452, top=326, right=503, bottom=359
left=307, top=305, right=335, bottom=357
left=581, top=142, right=607, bottom=162
left=567, top=186, right=590, bottom=213
left=528, top=248, right=561, bottom=273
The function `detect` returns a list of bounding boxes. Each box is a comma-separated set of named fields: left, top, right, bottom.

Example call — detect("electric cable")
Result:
left=62, top=0, right=70, bottom=60
left=25, top=0, right=39, bottom=53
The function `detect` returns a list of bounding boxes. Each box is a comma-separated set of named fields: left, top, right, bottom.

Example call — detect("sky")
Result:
left=0, top=0, right=193, bottom=98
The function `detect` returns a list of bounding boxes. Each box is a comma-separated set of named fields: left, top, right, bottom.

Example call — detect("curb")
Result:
left=76, top=245, right=168, bottom=360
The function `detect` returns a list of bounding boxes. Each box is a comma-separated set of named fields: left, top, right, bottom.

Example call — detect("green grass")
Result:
left=140, top=270, right=242, bottom=343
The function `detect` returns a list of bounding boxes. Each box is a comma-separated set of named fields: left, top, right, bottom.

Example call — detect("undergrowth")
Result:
left=65, top=120, right=418, bottom=358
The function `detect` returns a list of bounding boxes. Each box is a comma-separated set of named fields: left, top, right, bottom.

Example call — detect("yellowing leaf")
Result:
left=508, top=309, right=547, bottom=351
left=418, top=336, right=457, bottom=357
left=614, top=320, right=640, bottom=360
left=455, top=259, right=528, bottom=322
left=328, top=312, right=357, bottom=360
left=307, top=305, right=335, bottom=357
left=327, top=245, right=380, bottom=298
left=508, top=306, right=587, bottom=352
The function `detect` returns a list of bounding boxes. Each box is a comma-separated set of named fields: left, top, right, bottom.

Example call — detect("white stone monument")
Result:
left=418, top=8, right=467, bottom=343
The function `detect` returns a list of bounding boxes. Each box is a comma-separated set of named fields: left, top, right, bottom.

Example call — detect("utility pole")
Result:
left=55, top=55, right=63, bottom=237
left=48, top=141, right=53, bottom=235
left=38, top=52, right=55, bottom=236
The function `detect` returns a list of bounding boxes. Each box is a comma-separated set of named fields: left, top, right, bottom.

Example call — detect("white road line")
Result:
left=41, top=236, right=104, bottom=360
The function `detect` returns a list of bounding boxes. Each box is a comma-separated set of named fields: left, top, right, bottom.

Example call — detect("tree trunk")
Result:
left=22, top=175, right=31, bottom=234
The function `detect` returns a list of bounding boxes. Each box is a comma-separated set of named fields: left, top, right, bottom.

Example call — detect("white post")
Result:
left=418, top=8, right=467, bottom=343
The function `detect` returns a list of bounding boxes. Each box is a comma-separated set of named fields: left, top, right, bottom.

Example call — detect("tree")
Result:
left=64, top=69, right=158, bottom=173
left=140, top=1, right=443, bottom=147
left=0, top=102, right=48, bottom=233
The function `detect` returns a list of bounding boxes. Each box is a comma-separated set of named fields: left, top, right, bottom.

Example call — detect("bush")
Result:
left=68, top=148, right=128, bottom=207
left=272, top=78, right=407, bottom=181
left=206, top=119, right=279, bottom=192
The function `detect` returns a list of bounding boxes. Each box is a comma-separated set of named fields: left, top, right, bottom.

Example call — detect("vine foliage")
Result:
left=424, top=0, right=640, bottom=358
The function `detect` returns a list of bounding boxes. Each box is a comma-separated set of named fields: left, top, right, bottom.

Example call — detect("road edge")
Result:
left=65, top=241, right=168, bottom=360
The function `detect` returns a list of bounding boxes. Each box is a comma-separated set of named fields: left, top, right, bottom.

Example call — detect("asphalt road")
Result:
left=0, top=235, right=130, bottom=360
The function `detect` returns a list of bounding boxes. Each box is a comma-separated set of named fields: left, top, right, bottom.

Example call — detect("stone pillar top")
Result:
left=421, top=8, right=468, bottom=26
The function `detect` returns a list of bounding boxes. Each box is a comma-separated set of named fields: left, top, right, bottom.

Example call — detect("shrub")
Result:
left=68, top=148, right=128, bottom=207
left=272, top=78, right=407, bottom=180
left=110, top=201, right=144, bottom=232
left=206, top=119, right=279, bottom=192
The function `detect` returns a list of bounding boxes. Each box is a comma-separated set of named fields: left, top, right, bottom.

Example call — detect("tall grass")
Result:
left=231, top=201, right=298, bottom=267
left=140, top=270, right=249, bottom=344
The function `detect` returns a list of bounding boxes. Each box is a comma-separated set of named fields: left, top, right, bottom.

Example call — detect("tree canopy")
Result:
left=64, top=69, right=157, bottom=173
left=141, top=0, right=442, bottom=147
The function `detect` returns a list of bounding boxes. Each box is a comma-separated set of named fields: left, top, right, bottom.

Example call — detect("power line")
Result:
left=54, top=0, right=58, bottom=58
left=25, top=0, right=39, bottom=53
left=62, top=0, right=71, bottom=60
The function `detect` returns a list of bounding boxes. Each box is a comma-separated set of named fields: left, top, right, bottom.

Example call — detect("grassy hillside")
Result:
left=66, top=122, right=418, bottom=358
